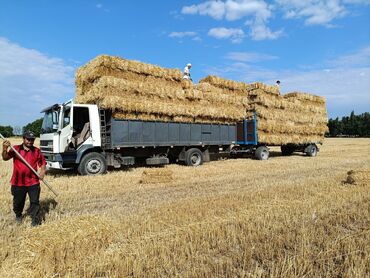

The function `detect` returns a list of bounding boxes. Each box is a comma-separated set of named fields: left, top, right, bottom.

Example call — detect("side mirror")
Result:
left=52, top=124, right=58, bottom=130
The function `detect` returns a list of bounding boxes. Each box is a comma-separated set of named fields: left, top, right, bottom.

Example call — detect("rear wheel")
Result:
left=78, top=152, right=107, bottom=175
left=305, top=144, right=318, bottom=157
left=255, top=146, right=269, bottom=160
left=185, top=148, right=203, bottom=166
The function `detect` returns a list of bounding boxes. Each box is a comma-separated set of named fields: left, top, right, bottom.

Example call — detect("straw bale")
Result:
left=77, top=55, right=182, bottom=82
left=343, top=168, right=370, bottom=186
left=181, top=79, right=193, bottom=89
left=257, top=131, right=325, bottom=145
left=140, top=168, right=174, bottom=184
left=257, top=119, right=329, bottom=135
left=249, top=106, right=328, bottom=125
left=248, top=82, right=280, bottom=95
left=91, top=94, right=244, bottom=121
left=112, top=112, right=174, bottom=122
left=198, top=83, right=249, bottom=107
left=284, top=92, right=326, bottom=104
left=199, top=75, right=250, bottom=91
left=249, top=91, right=320, bottom=113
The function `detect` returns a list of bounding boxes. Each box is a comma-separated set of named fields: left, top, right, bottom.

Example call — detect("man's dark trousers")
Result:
left=11, top=184, right=40, bottom=222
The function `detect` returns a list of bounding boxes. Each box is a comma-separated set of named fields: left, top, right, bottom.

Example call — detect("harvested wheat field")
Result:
left=0, top=138, right=369, bottom=277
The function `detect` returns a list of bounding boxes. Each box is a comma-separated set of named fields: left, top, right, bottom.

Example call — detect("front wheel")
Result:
left=78, top=152, right=107, bottom=175
left=255, top=146, right=269, bottom=160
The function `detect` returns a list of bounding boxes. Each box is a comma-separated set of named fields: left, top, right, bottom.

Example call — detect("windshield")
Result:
left=41, top=109, right=60, bottom=134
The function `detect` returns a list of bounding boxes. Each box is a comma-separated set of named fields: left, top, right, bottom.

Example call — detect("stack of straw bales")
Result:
left=247, top=88, right=327, bottom=145
left=76, top=55, right=245, bottom=124
left=75, top=55, right=328, bottom=145
left=198, top=75, right=328, bottom=145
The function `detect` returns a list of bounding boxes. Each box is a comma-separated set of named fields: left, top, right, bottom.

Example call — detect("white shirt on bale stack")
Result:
left=183, top=63, right=192, bottom=80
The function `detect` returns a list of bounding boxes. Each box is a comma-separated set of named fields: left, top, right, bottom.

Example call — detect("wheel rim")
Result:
left=261, top=150, right=268, bottom=160
left=87, top=159, right=102, bottom=174
left=190, top=153, right=201, bottom=166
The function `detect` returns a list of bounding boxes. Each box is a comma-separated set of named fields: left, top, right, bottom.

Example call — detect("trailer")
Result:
left=40, top=100, right=318, bottom=175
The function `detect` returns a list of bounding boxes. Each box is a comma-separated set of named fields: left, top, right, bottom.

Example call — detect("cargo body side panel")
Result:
left=110, top=119, right=237, bottom=148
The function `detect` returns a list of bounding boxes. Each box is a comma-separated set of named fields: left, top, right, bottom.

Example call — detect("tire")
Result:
left=78, top=152, right=107, bottom=175
left=255, top=146, right=269, bottom=160
left=305, top=144, right=318, bottom=157
left=185, top=148, right=203, bottom=166
left=281, top=145, right=295, bottom=156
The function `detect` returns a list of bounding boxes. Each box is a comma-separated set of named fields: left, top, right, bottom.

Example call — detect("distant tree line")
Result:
left=327, top=111, right=370, bottom=137
left=0, top=118, right=43, bottom=138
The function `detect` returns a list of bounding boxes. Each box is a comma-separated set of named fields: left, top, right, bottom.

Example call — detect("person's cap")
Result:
left=23, top=131, right=36, bottom=139
left=187, top=63, right=192, bottom=67
left=276, top=80, right=281, bottom=84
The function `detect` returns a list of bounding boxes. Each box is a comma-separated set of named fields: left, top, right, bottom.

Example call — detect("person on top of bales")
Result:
left=2, top=131, right=46, bottom=227
left=183, top=63, right=192, bottom=81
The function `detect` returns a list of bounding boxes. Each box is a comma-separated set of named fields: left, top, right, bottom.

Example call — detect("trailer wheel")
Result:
left=281, top=145, right=295, bottom=156
left=185, top=148, right=203, bottom=166
left=255, top=146, right=269, bottom=160
left=305, top=144, right=318, bottom=157
left=78, top=152, right=107, bottom=175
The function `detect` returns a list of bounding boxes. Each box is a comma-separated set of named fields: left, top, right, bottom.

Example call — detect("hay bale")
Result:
left=284, top=92, right=325, bottom=104
left=199, top=75, right=250, bottom=91
left=343, top=168, right=370, bottom=186
left=248, top=82, right=280, bottom=95
left=140, top=168, right=174, bottom=184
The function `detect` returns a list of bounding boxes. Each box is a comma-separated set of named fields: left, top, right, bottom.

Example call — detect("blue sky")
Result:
left=0, top=0, right=369, bottom=127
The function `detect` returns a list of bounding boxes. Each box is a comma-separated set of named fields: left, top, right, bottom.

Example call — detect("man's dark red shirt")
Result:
left=8, top=144, right=46, bottom=186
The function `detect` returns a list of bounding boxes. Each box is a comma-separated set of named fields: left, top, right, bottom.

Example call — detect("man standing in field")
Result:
left=2, top=131, right=46, bottom=226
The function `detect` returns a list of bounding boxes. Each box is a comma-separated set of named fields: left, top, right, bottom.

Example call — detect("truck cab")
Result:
left=40, top=100, right=101, bottom=170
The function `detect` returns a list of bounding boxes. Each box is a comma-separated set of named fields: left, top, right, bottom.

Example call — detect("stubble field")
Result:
left=0, top=138, right=369, bottom=277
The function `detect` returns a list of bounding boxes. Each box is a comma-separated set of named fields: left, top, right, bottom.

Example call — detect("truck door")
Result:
left=59, top=104, right=73, bottom=152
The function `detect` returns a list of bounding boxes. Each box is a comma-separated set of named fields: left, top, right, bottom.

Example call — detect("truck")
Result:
left=40, top=99, right=319, bottom=175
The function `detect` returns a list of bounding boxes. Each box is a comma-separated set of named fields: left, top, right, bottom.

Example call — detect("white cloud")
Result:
left=208, top=27, right=245, bottom=43
left=169, top=31, right=201, bottom=42
left=247, top=18, right=284, bottom=40
left=169, top=31, right=198, bottom=38
left=181, top=0, right=282, bottom=41
left=182, top=1, right=226, bottom=20
left=181, top=0, right=369, bottom=39
left=225, top=51, right=278, bottom=62
left=275, top=0, right=370, bottom=26
left=0, top=37, right=75, bottom=127
left=327, top=46, right=370, bottom=67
